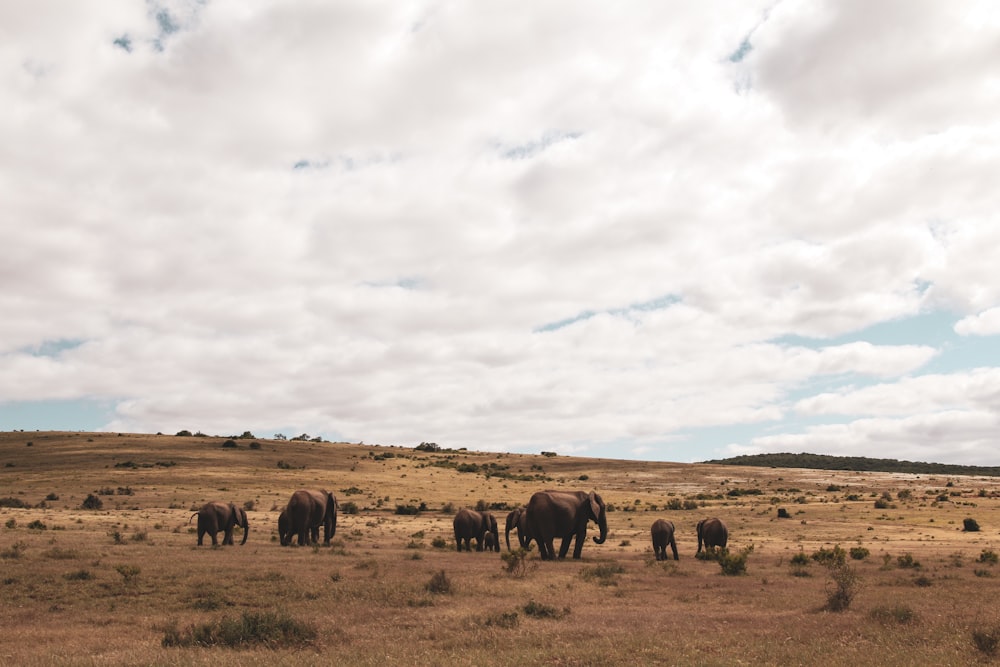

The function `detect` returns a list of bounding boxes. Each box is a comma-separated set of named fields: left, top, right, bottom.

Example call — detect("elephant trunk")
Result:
left=592, top=506, right=608, bottom=545
left=240, top=516, right=249, bottom=545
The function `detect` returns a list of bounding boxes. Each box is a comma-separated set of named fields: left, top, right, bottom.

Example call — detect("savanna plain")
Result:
left=2, top=431, right=1000, bottom=666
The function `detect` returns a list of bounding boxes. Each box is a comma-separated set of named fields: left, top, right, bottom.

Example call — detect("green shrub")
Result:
left=824, top=563, right=859, bottom=612
left=431, top=537, right=448, bottom=549
left=811, top=545, right=847, bottom=567
left=849, top=546, right=870, bottom=560
left=896, top=553, right=920, bottom=569
left=718, top=545, right=753, bottom=576
left=81, top=494, right=103, bottom=510
left=162, top=611, right=316, bottom=648
left=222, top=440, right=237, bottom=448
left=963, top=518, right=981, bottom=532
left=789, top=551, right=810, bottom=566
left=395, top=504, right=420, bottom=515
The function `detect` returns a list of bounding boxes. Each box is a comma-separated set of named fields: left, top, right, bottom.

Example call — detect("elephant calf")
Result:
left=650, top=519, right=679, bottom=561
left=190, top=501, right=249, bottom=546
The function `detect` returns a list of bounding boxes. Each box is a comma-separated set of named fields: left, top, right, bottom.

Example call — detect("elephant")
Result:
left=284, top=489, right=338, bottom=546
left=650, top=519, right=679, bottom=561
left=453, top=508, right=500, bottom=552
left=189, top=501, right=249, bottom=546
left=525, top=490, right=608, bottom=560
left=483, top=531, right=497, bottom=551
left=278, top=508, right=317, bottom=546
left=504, top=506, right=533, bottom=551
left=696, top=517, right=728, bottom=554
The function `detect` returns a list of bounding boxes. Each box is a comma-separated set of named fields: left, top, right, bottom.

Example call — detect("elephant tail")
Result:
left=188, top=512, right=198, bottom=524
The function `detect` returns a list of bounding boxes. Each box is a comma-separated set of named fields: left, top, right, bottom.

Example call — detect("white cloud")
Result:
left=955, top=307, right=1000, bottom=337
left=1, top=2, right=999, bottom=465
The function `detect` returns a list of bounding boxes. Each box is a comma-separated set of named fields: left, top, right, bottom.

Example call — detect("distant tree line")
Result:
left=702, top=452, right=1000, bottom=477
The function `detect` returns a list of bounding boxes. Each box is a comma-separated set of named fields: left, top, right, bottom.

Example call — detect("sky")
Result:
left=2, top=1, right=1000, bottom=466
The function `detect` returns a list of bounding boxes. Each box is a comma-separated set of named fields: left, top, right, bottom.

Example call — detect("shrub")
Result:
left=777, top=508, right=790, bottom=518
left=523, top=600, right=568, bottom=619
left=340, top=501, right=359, bottom=515
left=162, top=611, right=317, bottom=649
left=963, top=518, right=981, bottom=532
left=395, top=504, right=420, bottom=515
left=478, top=611, right=519, bottom=628
left=849, top=546, right=870, bottom=560
left=824, top=563, right=860, bottom=612
left=27, top=520, right=47, bottom=531
left=896, top=553, right=920, bottom=569
left=0, top=497, right=29, bottom=508
left=718, top=545, right=754, bottom=576
left=45, top=492, right=59, bottom=501
left=64, top=569, right=94, bottom=581
left=175, top=430, right=192, bottom=437
left=249, top=441, right=261, bottom=450
left=501, top=547, right=534, bottom=578
left=977, top=549, right=998, bottom=565
left=811, top=545, right=847, bottom=567
left=81, top=494, right=103, bottom=510
left=222, top=440, right=238, bottom=448
left=431, top=537, right=448, bottom=549
left=426, top=570, right=451, bottom=594
left=789, top=552, right=810, bottom=566
left=4, top=518, right=15, bottom=529
left=116, top=564, right=140, bottom=584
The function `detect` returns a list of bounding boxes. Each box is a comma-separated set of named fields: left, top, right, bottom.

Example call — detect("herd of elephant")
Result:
left=190, top=488, right=730, bottom=561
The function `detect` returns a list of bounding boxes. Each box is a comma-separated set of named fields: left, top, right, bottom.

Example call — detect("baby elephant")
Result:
left=650, top=519, right=679, bottom=561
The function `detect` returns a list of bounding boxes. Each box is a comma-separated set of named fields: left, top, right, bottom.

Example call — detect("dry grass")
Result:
left=2, top=430, right=1000, bottom=665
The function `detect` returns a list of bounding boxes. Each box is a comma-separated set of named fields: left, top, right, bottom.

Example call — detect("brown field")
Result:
left=2, top=431, right=999, bottom=666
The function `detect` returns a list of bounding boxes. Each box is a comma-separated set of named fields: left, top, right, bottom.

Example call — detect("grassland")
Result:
left=2, top=430, right=999, bottom=666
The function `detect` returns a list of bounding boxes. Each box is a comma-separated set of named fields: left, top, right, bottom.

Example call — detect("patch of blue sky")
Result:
left=0, top=399, right=115, bottom=432
left=23, top=338, right=85, bottom=358
left=535, top=294, right=680, bottom=333
left=728, top=37, right=753, bottom=63
left=771, top=310, right=1000, bottom=375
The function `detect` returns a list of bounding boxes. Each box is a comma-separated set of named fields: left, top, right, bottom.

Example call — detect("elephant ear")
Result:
left=588, top=492, right=601, bottom=520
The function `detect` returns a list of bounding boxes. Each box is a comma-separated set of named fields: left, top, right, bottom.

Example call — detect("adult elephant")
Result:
left=696, top=517, right=728, bottom=554
left=190, top=502, right=249, bottom=546
left=650, top=519, right=679, bottom=561
left=284, top=489, right=338, bottom=546
left=525, top=490, right=607, bottom=560
left=278, top=508, right=317, bottom=546
left=453, top=508, right=500, bottom=552
left=504, top=506, right=533, bottom=551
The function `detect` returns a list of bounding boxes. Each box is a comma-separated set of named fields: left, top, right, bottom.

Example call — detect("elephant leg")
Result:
left=670, top=539, right=679, bottom=561
left=197, top=530, right=204, bottom=546
left=210, top=531, right=219, bottom=546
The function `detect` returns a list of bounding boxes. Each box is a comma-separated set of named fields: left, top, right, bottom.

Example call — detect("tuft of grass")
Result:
left=1, top=542, right=27, bottom=559
left=476, top=611, right=519, bottom=629
left=115, top=564, right=140, bottom=585
left=426, top=569, right=451, bottom=594
left=580, top=562, right=626, bottom=586
left=162, top=610, right=317, bottom=649
left=64, top=569, right=94, bottom=581
left=849, top=546, right=870, bottom=560
left=973, top=626, right=1000, bottom=657
left=27, top=519, right=47, bottom=531
left=869, top=604, right=917, bottom=625
left=977, top=549, right=998, bottom=565
left=896, top=553, right=920, bottom=569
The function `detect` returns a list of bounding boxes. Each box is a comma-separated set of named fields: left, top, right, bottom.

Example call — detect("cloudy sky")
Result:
left=3, top=1, right=1000, bottom=465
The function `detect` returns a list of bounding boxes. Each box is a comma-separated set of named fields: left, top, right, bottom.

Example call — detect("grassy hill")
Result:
left=2, top=431, right=1000, bottom=665
left=704, top=452, right=1000, bottom=477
